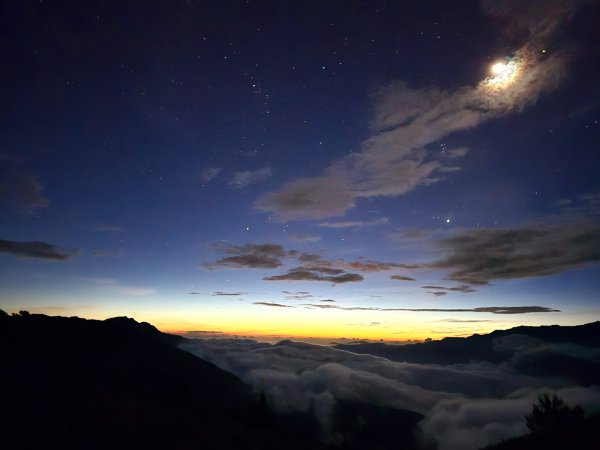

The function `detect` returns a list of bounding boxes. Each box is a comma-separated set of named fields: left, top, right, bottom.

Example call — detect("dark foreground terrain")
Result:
left=2, top=310, right=599, bottom=450
left=0, top=311, right=328, bottom=449
left=0, top=311, right=423, bottom=450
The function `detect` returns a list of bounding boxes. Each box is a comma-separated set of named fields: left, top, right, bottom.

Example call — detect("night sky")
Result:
left=1, top=0, right=599, bottom=341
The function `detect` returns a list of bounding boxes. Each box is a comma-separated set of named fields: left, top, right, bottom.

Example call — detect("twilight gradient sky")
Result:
left=1, top=0, right=599, bottom=341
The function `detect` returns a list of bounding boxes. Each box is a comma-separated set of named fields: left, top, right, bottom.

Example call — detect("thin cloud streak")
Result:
left=212, top=291, right=248, bottom=296
left=315, top=217, right=389, bottom=229
left=253, top=302, right=294, bottom=308
left=391, top=275, right=416, bottom=281
left=229, top=166, right=272, bottom=188
left=0, top=239, right=74, bottom=260
left=302, top=304, right=559, bottom=314
left=265, top=270, right=364, bottom=284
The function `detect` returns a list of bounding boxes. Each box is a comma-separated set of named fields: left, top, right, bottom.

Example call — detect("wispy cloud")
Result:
left=0, top=170, right=49, bottom=210
left=253, top=301, right=294, bottom=308
left=288, top=234, right=322, bottom=242
left=421, top=285, right=477, bottom=293
left=265, top=270, right=363, bottom=284
left=200, top=167, right=221, bottom=183
left=0, top=152, right=24, bottom=163
left=92, top=224, right=123, bottom=233
left=79, top=277, right=155, bottom=296
left=437, top=319, right=495, bottom=323
left=0, top=239, right=74, bottom=260
left=315, top=217, right=389, bottom=229
left=203, top=242, right=286, bottom=269
left=212, top=291, right=248, bottom=296
left=116, top=286, right=156, bottom=296
left=92, top=249, right=124, bottom=258
left=345, top=260, right=420, bottom=272
left=282, top=290, right=313, bottom=300
left=302, top=304, right=559, bottom=314
left=229, top=166, right=272, bottom=188
left=391, top=275, right=416, bottom=281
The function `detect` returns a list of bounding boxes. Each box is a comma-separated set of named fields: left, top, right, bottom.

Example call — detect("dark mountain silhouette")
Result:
left=0, top=310, right=329, bottom=450
left=335, top=322, right=600, bottom=384
left=332, top=399, right=425, bottom=450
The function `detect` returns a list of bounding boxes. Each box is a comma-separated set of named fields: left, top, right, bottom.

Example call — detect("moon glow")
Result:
left=480, top=58, right=522, bottom=92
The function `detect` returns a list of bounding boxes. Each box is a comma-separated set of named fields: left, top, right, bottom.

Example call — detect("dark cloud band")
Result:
left=0, top=239, right=73, bottom=260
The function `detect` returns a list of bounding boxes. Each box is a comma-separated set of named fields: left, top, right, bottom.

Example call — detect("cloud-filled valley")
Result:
left=181, top=325, right=600, bottom=450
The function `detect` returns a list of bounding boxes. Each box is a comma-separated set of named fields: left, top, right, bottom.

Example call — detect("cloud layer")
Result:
left=202, top=242, right=415, bottom=285
left=203, top=242, right=286, bottom=269
left=181, top=336, right=600, bottom=450
left=431, top=222, right=600, bottom=285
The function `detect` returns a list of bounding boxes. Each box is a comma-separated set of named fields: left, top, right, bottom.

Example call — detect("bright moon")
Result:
left=480, top=58, right=522, bottom=92
left=491, top=61, right=508, bottom=75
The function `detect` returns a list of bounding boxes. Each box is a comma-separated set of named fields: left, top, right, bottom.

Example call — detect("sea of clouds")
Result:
left=180, top=336, right=600, bottom=450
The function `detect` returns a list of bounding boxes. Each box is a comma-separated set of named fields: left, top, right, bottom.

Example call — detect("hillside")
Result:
left=0, top=310, right=327, bottom=450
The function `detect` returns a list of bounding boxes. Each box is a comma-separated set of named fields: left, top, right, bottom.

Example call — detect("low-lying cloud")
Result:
left=181, top=336, right=600, bottom=450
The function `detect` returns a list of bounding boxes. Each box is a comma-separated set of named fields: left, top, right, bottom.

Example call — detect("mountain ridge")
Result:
left=334, top=321, right=600, bottom=385
left=0, top=310, right=329, bottom=450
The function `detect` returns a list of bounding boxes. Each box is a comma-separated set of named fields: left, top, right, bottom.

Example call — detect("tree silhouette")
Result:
left=525, top=393, right=584, bottom=434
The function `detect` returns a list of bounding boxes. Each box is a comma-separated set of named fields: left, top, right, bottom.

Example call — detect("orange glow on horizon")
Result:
left=6, top=304, right=576, bottom=344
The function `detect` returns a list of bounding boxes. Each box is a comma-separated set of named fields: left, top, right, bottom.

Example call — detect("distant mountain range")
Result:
left=335, top=322, right=600, bottom=385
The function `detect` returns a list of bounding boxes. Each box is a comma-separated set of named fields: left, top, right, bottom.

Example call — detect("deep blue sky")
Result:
left=1, top=0, right=599, bottom=339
